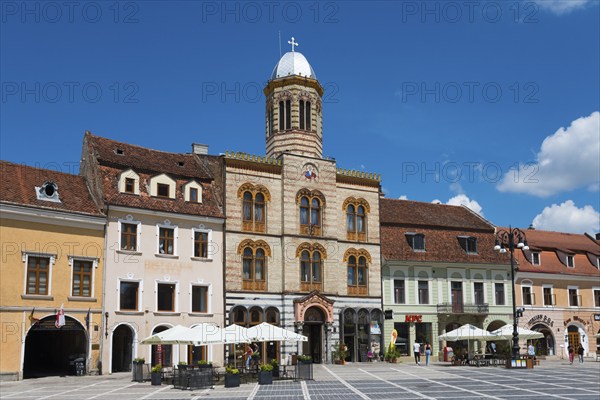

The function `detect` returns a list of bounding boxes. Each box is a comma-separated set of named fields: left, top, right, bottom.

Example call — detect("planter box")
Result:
left=272, top=367, right=280, bottom=378
left=132, top=362, right=145, bottom=382
left=258, top=371, right=273, bottom=385
left=296, top=360, right=313, bottom=381
left=150, top=372, right=162, bottom=386
left=224, top=373, right=240, bottom=388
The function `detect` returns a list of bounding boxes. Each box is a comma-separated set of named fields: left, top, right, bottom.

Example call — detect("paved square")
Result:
left=1, top=360, right=599, bottom=399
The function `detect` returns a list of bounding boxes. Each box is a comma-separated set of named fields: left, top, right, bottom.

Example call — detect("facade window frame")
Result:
left=22, top=252, right=55, bottom=296
left=542, top=285, right=555, bottom=306
left=190, top=284, right=211, bottom=313
left=393, top=279, right=405, bottom=304
left=593, top=287, right=600, bottom=308
left=417, top=280, right=429, bottom=305
left=118, top=279, right=142, bottom=311
left=119, top=218, right=141, bottom=252
left=156, top=222, right=178, bottom=256
left=568, top=286, right=580, bottom=307
left=68, top=256, right=98, bottom=298
left=192, top=227, right=211, bottom=259
left=522, top=284, right=534, bottom=306
left=532, top=252, right=541, bottom=265
left=494, top=282, right=505, bottom=306
left=156, top=281, right=178, bottom=312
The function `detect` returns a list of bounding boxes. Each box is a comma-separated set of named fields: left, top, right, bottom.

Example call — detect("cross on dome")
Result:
left=288, top=37, right=298, bottom=52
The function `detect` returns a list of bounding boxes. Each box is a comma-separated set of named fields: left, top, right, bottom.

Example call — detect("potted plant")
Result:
left=297, top=354, right=312, bottom=363
left=258, top=363, right=273, bottom=385
left=270, top=359, right=279, bottom=378
left=132, top=358, right=145, bottom=382
left=150, top=364, right=162, bottom=386
left=224, top=365, right=240, bottom=388
left=295, top=355, right=313, bottom=380
left=177, top=361, right=188, bottom=371
left=332, top=342, right=348, bottom=364
left=385, top=348, right=400, bottom=363
left=197, top=360, right=213, bottom=369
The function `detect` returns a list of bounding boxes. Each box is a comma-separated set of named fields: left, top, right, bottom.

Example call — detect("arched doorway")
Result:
left=567, top=325, right=580, bottom=356
left=151, top=326, right=172, bottom=367
left=23, top=315, right=87, bottom=378
left=112, top=324, right=134, bottom=372
left=303, top=306, right=324, bottom=363
left=530, top=323, right=554, bottom=356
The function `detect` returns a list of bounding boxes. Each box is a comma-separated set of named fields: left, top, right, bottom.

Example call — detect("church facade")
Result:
left=223, top=44, right=384, bottom=364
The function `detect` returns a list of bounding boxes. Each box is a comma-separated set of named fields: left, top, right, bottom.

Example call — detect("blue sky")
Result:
left=1, top=0, right=599, bottom=234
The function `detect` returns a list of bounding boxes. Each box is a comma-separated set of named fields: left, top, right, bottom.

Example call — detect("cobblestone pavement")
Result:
left=1, top=360, right=599, bottom=399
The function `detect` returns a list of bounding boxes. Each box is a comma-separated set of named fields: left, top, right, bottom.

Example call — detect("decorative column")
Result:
left=295, top=321, right=304, bottom=355
left=325, top=322, right=333, bottom=364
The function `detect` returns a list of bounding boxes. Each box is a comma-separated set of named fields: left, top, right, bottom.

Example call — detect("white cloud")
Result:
left=497, top=111, right=600, bottom=197
left=532, top=200, right=600, bottom=234
left=398, top=195, right=408, bottom=200
left=534, top=0, right=592, bottom=15
left=446, top=194, right=484, bottom=216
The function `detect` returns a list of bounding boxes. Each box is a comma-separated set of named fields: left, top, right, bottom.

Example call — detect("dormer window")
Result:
left=125, top=178, right=135, bottom=193
left=531, top=252, right=541, bottom=265
left=157, top=183, right=170, bottom=198
left=36, top=181, right=60, bottom=203
left=115, top=148, right=124, bottom=155
left=458, top=236, right=478, bottom=254
left=183, top=181, right=203, bottom=203
left=406, top=233, right=425, bottom=251
left=566, top=255, right=574, bottom=268
left=177, top=161, right=184, bottom=167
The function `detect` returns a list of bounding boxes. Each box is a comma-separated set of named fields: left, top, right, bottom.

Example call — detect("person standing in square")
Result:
left=413, top=340, right=421, bottom=365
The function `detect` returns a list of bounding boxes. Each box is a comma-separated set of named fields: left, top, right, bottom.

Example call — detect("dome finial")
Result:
left=288, top=37, right=299, bottom=52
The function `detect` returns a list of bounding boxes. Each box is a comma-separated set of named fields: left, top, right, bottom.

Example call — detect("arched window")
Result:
left=240, top=243, right=269, bottom=291
left=343, top=198, right=369, bottom=242
left=239, top=185, right=269, bottom=232
left=297, top=190, right=325, bottom=236
left=279, top=100, right=291, bottom=130
left=347, top=255, right=368, bottom=296
left=300, top=250, right=323, bottom=292
left=299, top=100, right=312, bottom=130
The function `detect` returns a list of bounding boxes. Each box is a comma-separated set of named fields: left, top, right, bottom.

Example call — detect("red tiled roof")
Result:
left=505, top=228, right=600, bottom=276
left=380, top=198, right=493, bottom=231
left=84, top=133, right=224, bottom=219
left=0, top=161, right=103, bottom=217
left=86, top=134, right=213, bottom=179
left=380, top=198, right=507, bottom=264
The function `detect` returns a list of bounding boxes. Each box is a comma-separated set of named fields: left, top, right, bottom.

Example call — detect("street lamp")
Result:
left=494, top=226, right=529, bottom=359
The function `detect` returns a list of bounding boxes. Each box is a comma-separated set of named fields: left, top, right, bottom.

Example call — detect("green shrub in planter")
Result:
left=224, top=365, right=240, bottom=388
left=270, top=359, right=279, bottom=378
left=150, top=364, right=162, bottom=386
left=258, top=364, right=273, bottom=385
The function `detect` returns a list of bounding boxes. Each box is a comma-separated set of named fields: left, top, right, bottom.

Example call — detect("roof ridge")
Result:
left=88, top=133, right=195, bottom=158
left=0, top=160, right=81, bottom=178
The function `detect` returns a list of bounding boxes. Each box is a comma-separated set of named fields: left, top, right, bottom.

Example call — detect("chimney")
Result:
left=192, top=143, right=208, bottom=155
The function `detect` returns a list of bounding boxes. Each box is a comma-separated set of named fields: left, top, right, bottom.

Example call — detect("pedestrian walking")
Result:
left=577, top=344, right=584, bottom=363
left=245, top=344, right=254, bottom=369
left=424, top=342, right=432, bottom=366
left=568, top=344, right=574, bottom=364
left=413, top=340, right=421, bottom=365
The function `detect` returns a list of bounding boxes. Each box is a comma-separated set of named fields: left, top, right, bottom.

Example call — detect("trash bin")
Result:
left=444, top=347, right=454, bottom=362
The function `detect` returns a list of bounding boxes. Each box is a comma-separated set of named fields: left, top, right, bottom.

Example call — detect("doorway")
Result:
left=451, top=282, right=463, bottom=313
left=23, top=316, right=87, bottom=378
left=302, top=307, right=324, bottom=363
left=112, top=324, right=134, bottom=372
left=567, top=325, right=580, bottom=353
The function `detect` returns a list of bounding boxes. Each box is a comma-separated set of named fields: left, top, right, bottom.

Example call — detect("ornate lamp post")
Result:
left=494, top=226, right=528, bottom=359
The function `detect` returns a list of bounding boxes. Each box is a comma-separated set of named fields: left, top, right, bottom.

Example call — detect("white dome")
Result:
left=270, top=51, right=317, bottom=80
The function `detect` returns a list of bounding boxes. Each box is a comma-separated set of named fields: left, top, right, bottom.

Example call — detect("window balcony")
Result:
left=437, top=303, right=489, bottom=314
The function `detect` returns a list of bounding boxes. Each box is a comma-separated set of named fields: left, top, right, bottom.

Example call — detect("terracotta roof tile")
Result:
left=0, top=161, right=103, bottom=217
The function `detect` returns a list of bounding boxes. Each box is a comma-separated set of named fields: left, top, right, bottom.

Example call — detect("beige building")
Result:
left=223, top=45, right=383, bottom=364
left=0, top=161, right=105, bottom=380
left=512, top=229, right=600, bottom=358
left=81, top=134, right=225, bottom=372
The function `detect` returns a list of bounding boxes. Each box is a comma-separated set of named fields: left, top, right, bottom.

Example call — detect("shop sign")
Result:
left=405, top=315, right=422, bottom=323
left=564, top=316, right=589, bottom=326
left=527, top=314, right=554, bottom=327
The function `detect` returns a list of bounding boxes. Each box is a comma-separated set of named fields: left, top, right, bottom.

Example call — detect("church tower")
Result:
left=264, top=38, right=324, bottom=159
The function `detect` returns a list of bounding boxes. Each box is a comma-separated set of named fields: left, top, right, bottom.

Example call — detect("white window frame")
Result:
left=118, top=216, right=142, bottom=252
left=183, top=181, right=203, bottom=203
left=191, top=226, right=212, bottom=260
left=117, top=278, right=143, bottom=312
left=566, top=255, right=575, bottom=268
left=156, top=279, right=179, bottom=312
left=22, top=252, right=56, bottom=296
left=156, top=220, right=178, bottom=257
left=494, top=281, right=506, bottom=306
left=592, top=287, right=600, bottom=308
left=189, top=283, right=212, bottom=314
left=68, top=256, right=99, bottom=298
left=118, top=169, right=140, bottom=195
left=542, top=284, right=554, bottom=307
left=521, top=281, right=534, bottom=306
left=531, top=252, right=541, bottom=266
left=567, top=286, right=579, bottom=308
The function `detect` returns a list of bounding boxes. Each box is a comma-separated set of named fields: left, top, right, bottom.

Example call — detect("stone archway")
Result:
left=23, top=315, right=87, bottom=378
left=112, top=324, right=134, bottom=372
left=530, top=323, right=555, bottom=356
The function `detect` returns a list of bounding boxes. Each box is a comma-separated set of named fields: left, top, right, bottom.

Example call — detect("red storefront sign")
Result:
left=405, top=315, right=422, bottom=323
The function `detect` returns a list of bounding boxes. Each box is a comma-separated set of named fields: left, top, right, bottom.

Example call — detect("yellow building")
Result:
left=0, top=161, right=105, bottom=380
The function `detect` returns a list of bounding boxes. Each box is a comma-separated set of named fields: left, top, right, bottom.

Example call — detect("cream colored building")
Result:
left=81, top=134, right=226, bottom=372
left=223, top=44, right=383, bottom=364
left=0, top=161, right=105, bottom=380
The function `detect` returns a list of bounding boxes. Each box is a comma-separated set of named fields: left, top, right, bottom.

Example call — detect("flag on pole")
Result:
left=28, top=308, right=40, bottom=325
left=55, top=304, right=65, bottom=328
